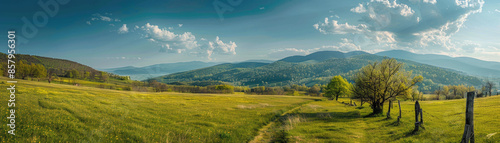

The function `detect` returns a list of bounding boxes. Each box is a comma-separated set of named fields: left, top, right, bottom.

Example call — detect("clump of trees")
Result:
left=351, top=59, right=423, bottom=114
left=433, top=85, right=476, bottom=100
left=17, top=60, right=47, bottom=81
left=147, top=80, right=235, bottom=94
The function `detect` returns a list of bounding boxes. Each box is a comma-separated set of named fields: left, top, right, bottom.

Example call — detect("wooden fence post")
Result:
left=397, top=100, right=401, bottom=122
left=461, top=92, right=475, bottom=143
left=414, top=101, right=421, bottom=131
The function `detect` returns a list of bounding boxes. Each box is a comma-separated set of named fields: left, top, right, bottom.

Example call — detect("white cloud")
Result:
left=88, top=13, right=121, bottom=24
left=314, top=18, right=368, bottom=34
left=118, top=24, right=129, bottom=34
left=315, top=0, right=485, bottom=56
left=178, top=24, right=183, bottom=27
left=413, top=12, right=472, bottom=52
left=455, top=0, right=484, bottom=9
left=260, top=7, right=265, bottom=10
left=138, top=23, right=237, bottom=59
left=207, top=36, right=237, bottom=59
left=495, top=9, right=500, bottom=13
left=351, top=3, right=366, bottom=13
left=86, top=21, right=91, bottom=25
left=369, top=0, right=415, bottom=17
left=423, top=0, right=437, bottom=4
left=140, top=23, right=199, bottom=52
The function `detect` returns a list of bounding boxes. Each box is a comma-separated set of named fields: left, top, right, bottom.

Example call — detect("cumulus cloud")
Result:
left=314, top=18, right=368, bottom=34
left=138, top=23, right=237, bottom=59
left=118, top=24, right=129, bottom=34
left=315, top=0, right=485, bottom=55
left=351, top=3, right=366, bottom=13
left=208, top=36, right=237, bottom=57
left=141, top=23, right=199, bottom=51
left=178, top=24, right=183, bottom=27
left=423, top=0, right=437, bottom=4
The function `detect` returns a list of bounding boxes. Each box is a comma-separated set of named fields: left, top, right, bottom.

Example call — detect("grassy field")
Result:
left=0, top=77, right=320, bottom=142
left=281, top=97, right=500, bottom=142
left=1, top=77, right=499, bottom=142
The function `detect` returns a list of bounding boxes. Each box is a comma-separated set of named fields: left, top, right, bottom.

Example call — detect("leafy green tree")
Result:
left=352, top=59, right=423, bottom=114
left=84, top=71, right=90, bottom=80
left=325, top=75, right=350, bottom=101
left=100, top=71, right=109, bottom=83
left=18, top=60, right=29, bottom=79
left=34, top=64, right=47, bottom=81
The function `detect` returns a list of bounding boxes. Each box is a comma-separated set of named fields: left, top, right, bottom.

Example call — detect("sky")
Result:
left=1, top=0, right=499, bottom=69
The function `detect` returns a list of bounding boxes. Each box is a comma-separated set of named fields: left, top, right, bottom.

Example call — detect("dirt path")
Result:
left=249, top=102, right=311, bottom=143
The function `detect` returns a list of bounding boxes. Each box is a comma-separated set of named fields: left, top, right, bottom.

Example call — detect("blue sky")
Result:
left=1, top=0, right=499, bottom=68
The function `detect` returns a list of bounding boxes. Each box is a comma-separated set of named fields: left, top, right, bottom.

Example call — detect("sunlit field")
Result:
left=0, top=77, right=320, bottom=142
left=283, top=97, right=500, bottom=142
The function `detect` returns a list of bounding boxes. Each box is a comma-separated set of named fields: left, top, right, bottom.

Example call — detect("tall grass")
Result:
left=0, top=77, right=320, bottom=142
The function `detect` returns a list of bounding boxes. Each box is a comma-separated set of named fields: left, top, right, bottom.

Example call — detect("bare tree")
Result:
left=485, top=80, right=495, bottom=96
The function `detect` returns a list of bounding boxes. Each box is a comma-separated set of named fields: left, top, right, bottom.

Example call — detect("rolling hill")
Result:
left=0, top=53, right=98, bottom=75
left=103, top=61, right=221, bottom=80
left=153, top=51, right=483, bottom=93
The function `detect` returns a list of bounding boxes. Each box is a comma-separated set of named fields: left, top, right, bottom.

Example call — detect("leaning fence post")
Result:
left=414, top=101, right=420, bottom=131
left=397, top=100, right=401, bottom=122
left=461, top=92, right=475, bottom=143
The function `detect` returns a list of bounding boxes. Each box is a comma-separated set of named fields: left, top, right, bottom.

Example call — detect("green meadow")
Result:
left=279, top=97, right=500, bottom=142
left=1, top=77, right=499, bottom=142
left=0, top=77, right=319, bottom=142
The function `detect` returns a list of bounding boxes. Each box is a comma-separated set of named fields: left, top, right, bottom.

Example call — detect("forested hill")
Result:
left=0, top=53, right=98, bottom=75
left=376, top=50, right=500, bottom=77
left=153, top=51, right=483, bottom=93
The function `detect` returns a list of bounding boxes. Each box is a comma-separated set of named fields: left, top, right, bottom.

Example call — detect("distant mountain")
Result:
left=103, top=61, right=221, bottom=80
left=376, top=50, right=500, bottom=77
left=279, top=51, right=370, bottom=63
left=153, top=51, right=483, bottom=93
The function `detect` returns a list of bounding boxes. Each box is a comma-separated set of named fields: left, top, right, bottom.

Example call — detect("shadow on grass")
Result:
left=387, top=120, right=401, bottom=126
left=403, top=126, right=426, bottom=137
left=363, top=112, right=385, bottom=118
left=290, top=111, right=363, bottom=123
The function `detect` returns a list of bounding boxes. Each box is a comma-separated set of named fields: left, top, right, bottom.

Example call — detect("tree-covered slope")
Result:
left=0, top=53, right=98, bottom=73
left=376, top=50, right=500, bottom=77
left=154, top=52, right=483, bottom=93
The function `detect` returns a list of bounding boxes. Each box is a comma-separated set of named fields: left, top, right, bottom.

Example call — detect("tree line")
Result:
left=1, top=60, right=128, bottom=83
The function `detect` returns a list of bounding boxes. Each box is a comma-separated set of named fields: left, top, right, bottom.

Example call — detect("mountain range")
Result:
left=375, top=50, right=500, bottom=78
left=152, top=51, right=487, bottom=93
left=103, top=60, right=274, bottom=80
